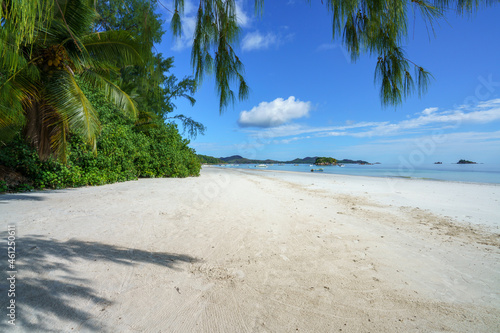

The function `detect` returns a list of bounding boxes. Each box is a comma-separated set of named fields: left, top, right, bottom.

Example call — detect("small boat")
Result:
left=256, top=164, right=268, bottom=168
left=338, top=164, right=345, bottom=167
left=311, top=168, right=324, bottom=172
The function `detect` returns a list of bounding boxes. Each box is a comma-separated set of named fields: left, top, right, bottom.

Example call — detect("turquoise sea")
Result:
left=218, top=163, right=500, bottom=184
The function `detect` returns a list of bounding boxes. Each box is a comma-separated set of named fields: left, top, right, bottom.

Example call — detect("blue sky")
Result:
left=156, top=1, right=500, bottom=164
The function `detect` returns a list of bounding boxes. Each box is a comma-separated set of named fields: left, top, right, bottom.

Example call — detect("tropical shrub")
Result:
left=0, top=82, right=200, bottom=192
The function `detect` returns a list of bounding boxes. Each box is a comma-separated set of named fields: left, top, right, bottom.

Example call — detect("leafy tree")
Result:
left=152, top=55, right=206, bottom=138
left=94, top=0, right=165, bottom=46
left=0, top=0, right=143, bottom=161
left=198, top=154, right=224, bottom=164
left=0, top=0, right=203, bottom=193
left=94, top=0, right=205, bottom=138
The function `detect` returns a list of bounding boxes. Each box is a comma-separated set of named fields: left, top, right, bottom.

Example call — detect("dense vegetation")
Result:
left=0, top=83, right=200, bottom=192
left=198, top=155, right=225, bottom=165
left=315, top=157, right=338, bottom=165
left=0, top=0, right=202, bottom=192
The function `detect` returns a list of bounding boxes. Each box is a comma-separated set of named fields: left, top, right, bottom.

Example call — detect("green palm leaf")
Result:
left=54, top=0, right=95, bottom=37
left=0, top=0, right=54, bottom=71
left=45, top=70, right=100, bottom=148
left=80, top=70, right=138, bottom=118
left=80, top=30, right=144, bottom=69
left=1, top=0, right=145, bottom=161
left=0, top=81, right=26, bottom=143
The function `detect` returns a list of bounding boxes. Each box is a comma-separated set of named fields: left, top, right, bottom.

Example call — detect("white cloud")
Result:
left=273, top=136, right=307, bottom=144
left=241, top=31, right=278, bottom=51
left=238, top=96, right=312, bottom=128
left=240, top=121, right=388, bottom=140
left=241, top=123, right=313, bottom=139
left=205, top=100, right=500, bottom=162
left=239, top=99, right=500, bottom=142
left=344, top=101, right=500, bottom=138
left=235, top=0, right=251, bottom=28
left=421, top=107, right=438, bottom=115
left=476, top=98, right=500, bottom=109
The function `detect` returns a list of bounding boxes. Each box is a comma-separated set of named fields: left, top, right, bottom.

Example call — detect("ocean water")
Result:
left=219, top=163, right=500, bottom=184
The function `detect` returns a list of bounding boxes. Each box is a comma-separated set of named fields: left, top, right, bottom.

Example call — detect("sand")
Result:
left=1, top=166, right=499, bottom=332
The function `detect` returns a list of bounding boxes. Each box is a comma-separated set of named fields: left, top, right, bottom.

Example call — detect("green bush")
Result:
left=0, top=83, right=201, bottom=192
left=0, top=181, right=7, bottom=192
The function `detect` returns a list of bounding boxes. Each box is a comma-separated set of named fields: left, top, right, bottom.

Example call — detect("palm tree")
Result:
left=0, top=0, right=143, bottom=161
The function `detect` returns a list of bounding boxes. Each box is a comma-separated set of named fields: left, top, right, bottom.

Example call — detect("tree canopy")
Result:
left=0, top=0, right=203, bottom=191
left=0, top=0, right=143, bottom=161
left=1, top=0, right=490, bottom=113
left=0, top=0, right=205, bottom=162
left=93, top=0, right=206, bottom=138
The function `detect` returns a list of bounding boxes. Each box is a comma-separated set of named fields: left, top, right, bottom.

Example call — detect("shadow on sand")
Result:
left=0, top=194, right=47, bottom=203
left=0, top=233, right=198, bottom=332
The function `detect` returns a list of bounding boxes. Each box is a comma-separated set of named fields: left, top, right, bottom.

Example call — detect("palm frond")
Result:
left=80, top=70, right=138, bottom=118
left=79, top=30, right=144, bottom=69
left=0, top=81, right=26, bottom=142
left=54, top=0, right=96, bottom=37
left=0, top=0, right=54, bottom=65
left=44, top=70, right=100, bottom=147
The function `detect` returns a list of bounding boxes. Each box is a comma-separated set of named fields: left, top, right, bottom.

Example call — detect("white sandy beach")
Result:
left=1, top=166, right=499, bottom=332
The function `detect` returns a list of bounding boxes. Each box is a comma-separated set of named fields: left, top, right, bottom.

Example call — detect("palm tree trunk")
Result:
left=23, top=96, right=58, bottom=160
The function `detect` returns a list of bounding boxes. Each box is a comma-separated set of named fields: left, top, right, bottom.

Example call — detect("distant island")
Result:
left=314, top=157, right=373, bottom=166
left=457, top=159, right=477, bottom=164
left=197, top=155, right=372, bottom=165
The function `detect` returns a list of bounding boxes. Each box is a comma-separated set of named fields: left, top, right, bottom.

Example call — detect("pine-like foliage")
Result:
left=168, top=0, right=487, bottom=109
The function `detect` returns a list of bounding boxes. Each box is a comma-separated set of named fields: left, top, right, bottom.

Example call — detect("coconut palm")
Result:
left=0, top=0, right=142, bottom=161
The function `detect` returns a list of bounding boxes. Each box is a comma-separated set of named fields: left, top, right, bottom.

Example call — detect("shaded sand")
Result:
left=1, top=166, right=499, bottom=332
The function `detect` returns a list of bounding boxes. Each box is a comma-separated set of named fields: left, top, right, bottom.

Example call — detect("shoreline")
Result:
left=209, top=166, right=500, bottom=232
left=1, top=167, right=499, bottom=332
left=208, top=165, right=500, bottom=186
left=206, top=165, right=500, bottom=186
